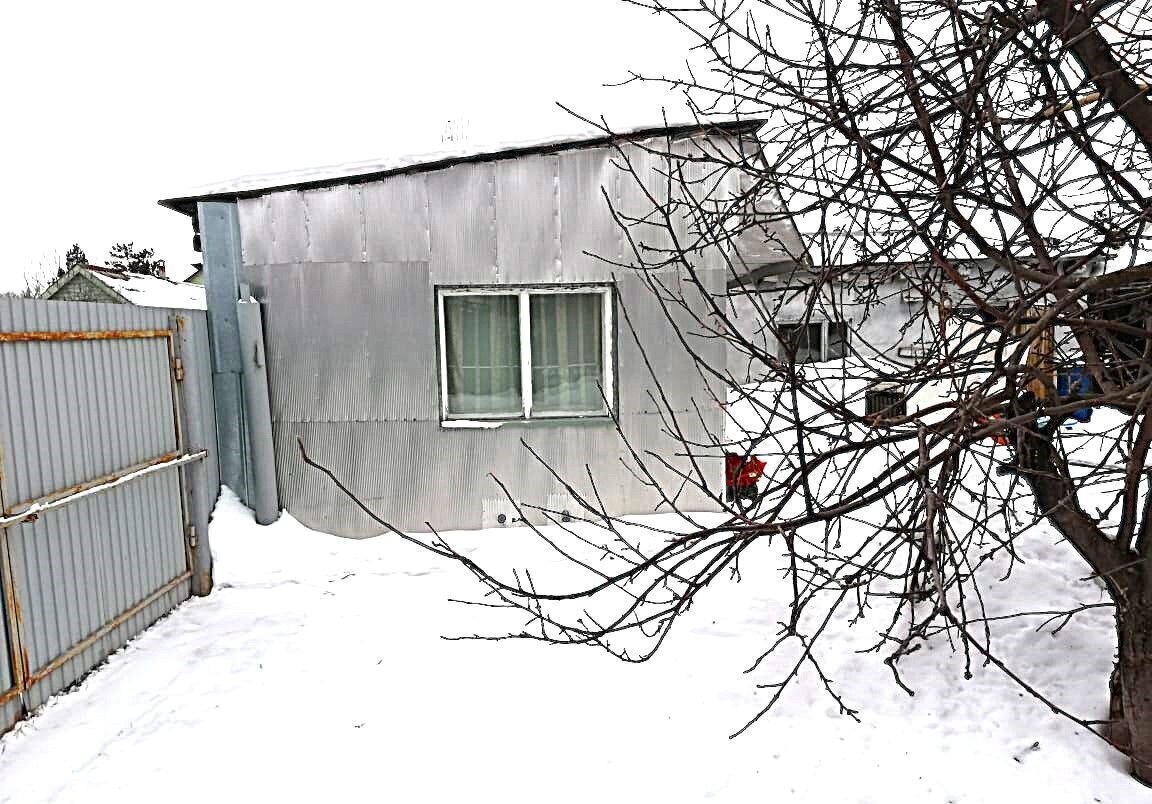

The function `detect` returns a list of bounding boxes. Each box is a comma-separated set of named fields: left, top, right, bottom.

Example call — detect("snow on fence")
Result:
left=0, top=296, right=219, bottom=737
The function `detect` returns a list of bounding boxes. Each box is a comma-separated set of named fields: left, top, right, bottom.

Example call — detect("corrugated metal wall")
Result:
left=237, top=135, right=737, bottom=535
left=0, top=297, right=218, bottom=736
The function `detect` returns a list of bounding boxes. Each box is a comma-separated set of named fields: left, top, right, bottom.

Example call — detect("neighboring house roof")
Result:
left=158, top=118, right=768, bottom=215
left=41, top=265, right=207, bottom=310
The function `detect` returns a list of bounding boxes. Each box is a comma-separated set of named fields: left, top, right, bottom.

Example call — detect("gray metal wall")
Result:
left=236, top=135, right=738, bottom=535
left=0, top=297, right=218, bottom=736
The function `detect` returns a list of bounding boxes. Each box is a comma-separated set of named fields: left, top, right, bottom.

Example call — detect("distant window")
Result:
left=897, top=345, right=932, bottom=359
left=778, top=320, right=849, bottom=363
left=866, top=385, right=907, bottom=419
left=438, top=286, right=613, bottom=420
left=826, top=321, right=849, bottom=359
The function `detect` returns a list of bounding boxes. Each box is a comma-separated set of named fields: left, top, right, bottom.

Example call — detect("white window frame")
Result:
left=436, top=285, right=615, bottom=421
left=777, top=319, right=849, bottom=363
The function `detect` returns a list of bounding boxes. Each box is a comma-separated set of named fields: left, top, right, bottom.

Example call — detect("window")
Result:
left=438, top=286, right=613, bottom=420
left=865, top=384, right=907, bottom=419
left=777, top=320, right=849, bottom=363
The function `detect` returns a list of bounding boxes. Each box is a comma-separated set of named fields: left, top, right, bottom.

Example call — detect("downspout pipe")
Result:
left=237, top=298, right=280, bottom=525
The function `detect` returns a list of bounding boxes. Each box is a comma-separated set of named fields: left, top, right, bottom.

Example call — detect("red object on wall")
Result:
left=725, top=452, right=766, bottom=488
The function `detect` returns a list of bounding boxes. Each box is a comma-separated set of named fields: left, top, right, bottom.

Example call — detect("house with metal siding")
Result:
left=161, top=121, right=788, bottom=535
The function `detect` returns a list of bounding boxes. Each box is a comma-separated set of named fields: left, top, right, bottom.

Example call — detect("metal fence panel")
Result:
left=0, top=336, right=177, bottom=504
left=0, top=297, right=218, bottom=736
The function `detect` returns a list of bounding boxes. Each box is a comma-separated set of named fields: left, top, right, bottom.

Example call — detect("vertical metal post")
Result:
left=198, top=201, right=251, bottom=505
left=237, top=300, right=279, bottom=525
left=0, top=348, right=26, bottom=712
left=169, top=314, right=216, bottom=596
left=177, top=315, right=218, bottom=596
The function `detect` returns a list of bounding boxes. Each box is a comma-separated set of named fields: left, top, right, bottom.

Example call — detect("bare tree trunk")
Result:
left=1107, top=661, right=1132, bottom=753
left=1118, top=602, right=1152, bottom=784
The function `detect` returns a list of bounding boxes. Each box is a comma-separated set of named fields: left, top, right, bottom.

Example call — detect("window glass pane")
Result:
left=779, top=323, right=823, bottom=363
left=530, top=292, right=605, bottom=414
left=826, top=321, right=848, bottom=359
left=443, top=295, right=522, bottom=416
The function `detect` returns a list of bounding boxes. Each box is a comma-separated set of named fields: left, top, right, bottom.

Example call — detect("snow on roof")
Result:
left=86, top=267, right=206, bottom=311
left=159, top=118, right=766, bottom=213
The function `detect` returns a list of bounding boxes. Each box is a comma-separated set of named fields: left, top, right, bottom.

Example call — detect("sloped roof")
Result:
left=158, top=118, right=767, bottom=215
left=42, top=265, right=206, bottom=310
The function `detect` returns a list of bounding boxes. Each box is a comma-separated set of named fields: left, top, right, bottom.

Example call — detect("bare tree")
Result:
left=303, top=0, right=1152, bottom=783
left=14, top=252, right=64, bottom=298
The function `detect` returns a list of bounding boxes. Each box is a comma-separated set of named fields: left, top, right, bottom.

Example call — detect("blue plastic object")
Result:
left=1056, top=367, right=1094, bottom=423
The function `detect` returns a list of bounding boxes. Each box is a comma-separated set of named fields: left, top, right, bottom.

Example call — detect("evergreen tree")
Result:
left=65, top=243, right=86, bottom=270
left=107, top=242, right=166, bottom=278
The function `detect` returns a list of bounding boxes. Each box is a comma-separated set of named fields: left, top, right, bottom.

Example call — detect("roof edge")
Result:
left=158, top=118, right=767, bottom=216
left=40, top=265, right=132, bottom=304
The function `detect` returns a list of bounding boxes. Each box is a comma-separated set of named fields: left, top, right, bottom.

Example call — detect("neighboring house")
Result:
left=40, top=264, right=206, bottom=310
left=160, top=120, right=796, bottom=535
left=727, top=250, right=1109, bottom=416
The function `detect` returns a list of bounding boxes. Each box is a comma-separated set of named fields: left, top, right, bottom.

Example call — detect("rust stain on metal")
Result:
left=1, top=451, right=182, bottom=527
left=0, top=526, right=27, bottom=695
left=0, top=440, right=8, bottom=517
left=0, top=328, right=173, bottom=343
left=24, top=572, right=190, bottom=688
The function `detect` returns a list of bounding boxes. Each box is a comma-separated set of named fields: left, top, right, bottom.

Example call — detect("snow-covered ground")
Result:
left=0, top=488, right=1141, bottom=803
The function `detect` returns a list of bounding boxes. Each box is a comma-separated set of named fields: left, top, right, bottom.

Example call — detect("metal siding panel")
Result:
left=427, top=162, right=497, bottom=284
left=241, top=187, right=311, bottom=262
left=237, top=196, right=273, bottom=266
left=615, top=267, right=727, bottom=417
left=261, top=261, right=437, bottom=425
left=304, top=185, right=365, bottom=263
left=362, top=174, right=432, bottom=263
left=558, top=147, right=623, bottom=282
left=495, top=155, right=561, bottom=283
left=265, top=190, right=310, bottom=264
left=272, top=412, right=723, bottom=536
left=615, top=141, right=676, bottom=266
left=618, top=411, right=722, bottom=512
left=669, top=136, right=744, bottom=271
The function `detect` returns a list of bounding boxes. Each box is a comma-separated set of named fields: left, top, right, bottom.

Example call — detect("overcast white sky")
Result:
left=0, top=0, right=697, bottom=291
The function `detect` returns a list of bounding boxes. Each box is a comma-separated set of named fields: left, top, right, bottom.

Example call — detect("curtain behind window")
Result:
left=444, top=295, right=522, bottom=416
left=530, top=293, right=604, bottom=414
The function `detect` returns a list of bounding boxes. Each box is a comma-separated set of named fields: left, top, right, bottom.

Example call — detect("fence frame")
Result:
left=0, top=298, right=218, bottom=736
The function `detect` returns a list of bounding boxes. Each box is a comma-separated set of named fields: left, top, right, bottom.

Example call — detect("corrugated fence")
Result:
left=0, top=297, right=218, bottom=737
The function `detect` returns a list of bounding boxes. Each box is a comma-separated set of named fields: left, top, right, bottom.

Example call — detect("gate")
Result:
left=0, top=297, right=218, bottom=737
